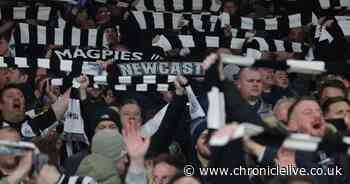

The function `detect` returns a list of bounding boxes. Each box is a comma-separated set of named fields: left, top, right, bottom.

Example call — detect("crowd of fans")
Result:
left=0, top=0, right=349, bottom=184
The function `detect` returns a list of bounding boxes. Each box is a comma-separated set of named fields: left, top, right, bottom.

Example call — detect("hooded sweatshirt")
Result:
left=76, top=130, right=126, bottom=184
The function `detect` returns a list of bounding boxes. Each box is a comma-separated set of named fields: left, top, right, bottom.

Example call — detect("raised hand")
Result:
left=79, top=74, right=90, bottom=90
left=122, top=120, right=150, bottom=163
left=78, top=75, right=89, bottom=100
left=52, top=88, right=71, bottom=120
left=96, top=59, right=113, bottom=70
left=6, top=151, right=33, bottom=184
left=174, top=75, right=188, bottom=95
left=201, top=53, right=224, bottom=81
left=45, top=80, right=58, bottom=103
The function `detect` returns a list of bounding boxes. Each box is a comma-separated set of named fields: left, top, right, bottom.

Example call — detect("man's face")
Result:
left=7, top=68, right=23, bottom=84
left=0, top=69, right=9, bottom=88
left=320, top=87, right=345, bottom=103
left=120, top=104, right=142, bottom=128
left=35, top=68, right=47, bottom=82
left=289, top=100, right=326, bottom=137
left=237, top=69, right=263, bottom=101
left=104, top=28, right=119, bottom=45
left=258, top=68, right=274, bottom=87
left=95, top=120, right=117, bottom=133
left=325, top=101, right=350, bottom=120
left=153, top=162, right=177, bottom=184
left=288, top=28, right=305, bottom=42
left=103, top=89, right=115, bottom=105
left=87, top=87, right=102, bottom=99
left=0, top=38, right=9, bottom=56
left=160, top=91, right=174, bottom=103
left=0, top=88, right=25, bottom=121
left=173, top=177, right=200, bottom=184
left=223, top=2, right=238, bottom=15
left=0, top=129, right=21, bottom=174
left=274, top=70, right=289, bottom=88
left=96, top=7, right=111, bottom=25
left=195, top=129, right=211, bottom=159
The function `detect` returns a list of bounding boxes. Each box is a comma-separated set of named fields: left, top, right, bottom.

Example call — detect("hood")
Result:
left=91, top=129, right=126, bottom=160
left=77, top=153, right=121, bottom=184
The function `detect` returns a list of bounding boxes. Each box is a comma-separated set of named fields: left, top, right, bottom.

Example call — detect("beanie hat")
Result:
left=91, top=129, right=127, bottom=161
left=93, top=108, right=121, bottom=131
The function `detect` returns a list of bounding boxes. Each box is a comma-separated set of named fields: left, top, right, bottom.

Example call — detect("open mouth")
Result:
left=312, top=123, right=322, bottom=129
left=13, top=103, right=21, bottom=109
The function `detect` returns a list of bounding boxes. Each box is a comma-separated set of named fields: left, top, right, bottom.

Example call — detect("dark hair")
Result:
left=120, top=98, right=141, bottom=109
left=0, top=84, right=23, bottom=102
left=223, top=0, right=239, bottom=5
left=168, top=173, right=201, bottom=184
left=319, top=80, right=347, bottom=100
left=153, top=154, right=186, bottom=171
left=0, top=31, right=11, bottom=42
left=102, top=87, right=114, bottom=97
left=322, top=96, right=350, bottom=114
left=287, top=96, right=318, bottom=121
left=269, top=176, right=316, bottom=184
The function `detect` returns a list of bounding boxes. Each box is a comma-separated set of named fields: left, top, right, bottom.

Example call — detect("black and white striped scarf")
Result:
left=129, top=10, right=220, bottom=33
left=318, top=0, right=350, bottom=9
left=221, top=54, right=350, bottom=75
left=131, top=0, right=222, bottom=13
left=12, top=23, right=109, bottom=48
left=57, top=174, right=97, bottom=184
left=219, top=12, right=317, bottom=31
left=153, top=34, right=309, bottom=53
left=0, top=6, right=54, bottom=21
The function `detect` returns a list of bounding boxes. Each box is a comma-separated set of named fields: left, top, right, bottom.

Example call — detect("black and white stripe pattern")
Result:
left=0, top=6, right=54, bottom=21
left=150, top=53, right=161, bottom=60
left=52, top=75, right=177, bottom=85
left=153, top=34, right=245, bottom=51
left=51, top=78, right=176, bottom=91
left=230, top=28, right=254, bottom=38
left=318, top=0, right=350, bottom=9
left=130, top=11, right=220, bottom=33
left=132, top=0, right=222, bottom=13
left=57, top=174, right=97, bottom=184
left=153, top=34, right=308, bottom=53
left=219, top=12, right=315, bottom=31
left=0, top=57, right=105, bottom=76
left=114, top=83, right=175, bottom=91
left=244, top=37, right=309, bottom=53
left=13, top=23, right=108, bottom=47
left=104, top=75, right=177, bottom=84
left=66, top=73, right=177, bottom=86
left=220, top=54, right=350, bottom=75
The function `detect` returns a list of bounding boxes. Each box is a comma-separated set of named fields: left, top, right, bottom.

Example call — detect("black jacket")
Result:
left=0, top=107, right=57, bottom=139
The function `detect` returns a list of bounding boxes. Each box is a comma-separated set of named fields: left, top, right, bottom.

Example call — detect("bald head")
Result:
left=287, top=99, right=326, bottom=137
left=237, top=68, right=263, bottom=102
